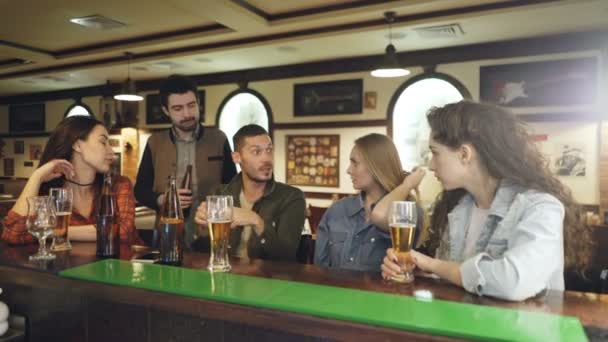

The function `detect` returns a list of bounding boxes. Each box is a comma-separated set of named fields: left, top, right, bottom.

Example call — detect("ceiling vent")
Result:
left=69, top=15, right=126, bottom=30
left=414, top=24, right=463, bottom=39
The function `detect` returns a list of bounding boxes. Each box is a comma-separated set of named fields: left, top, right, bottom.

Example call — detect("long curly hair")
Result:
left=422, top=101, right=590, bottom=271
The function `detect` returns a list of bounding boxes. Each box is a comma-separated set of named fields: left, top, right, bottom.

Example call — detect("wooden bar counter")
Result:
left=0, top=241, right=606, bottom=341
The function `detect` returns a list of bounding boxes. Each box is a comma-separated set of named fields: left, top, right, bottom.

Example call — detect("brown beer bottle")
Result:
left=96, top=173, right=119, bottom=258
left=180, top=164, right=192, bottom=218
left=157, top=175, right=185, bottom=266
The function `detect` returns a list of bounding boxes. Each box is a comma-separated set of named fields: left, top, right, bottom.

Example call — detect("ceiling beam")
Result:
left=171, top=0, right=268, bottom=32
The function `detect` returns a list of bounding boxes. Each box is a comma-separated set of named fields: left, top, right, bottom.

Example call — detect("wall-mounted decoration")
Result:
left=480, top=57, right=597, bottom=107
left=553, top=143, right=586, bottom=177
left=286, top=135, right=339, bottom=187
left=9, top=103, right=46, bottom=133
left=146, top=90, right=205, bottom=125
left=29, top=144, right=42, bottom=160
left=109, top=138, right=120, bottom=148
left=364, top=91, right=377, bottom=110
left=14, top=140, right=24, bottom=154
left=294, top=79, right=362, bottom=116
left=4, top=158, right=14, bottom=177
left=24, top=161, right=34, bottom=167
left=0, top=138, right=4, bottom=158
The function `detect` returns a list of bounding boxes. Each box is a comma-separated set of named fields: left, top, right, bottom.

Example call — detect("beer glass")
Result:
left=206, top=195, right=233, bottom=272
left=26, top=196, right=56, bottom=261
left=389, top=201, right=417, bottom=283
left=49, top=188, right=73, bottom=251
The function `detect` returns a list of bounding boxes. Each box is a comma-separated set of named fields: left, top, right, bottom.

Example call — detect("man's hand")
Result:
left=177, top=188, right=192, bottom=209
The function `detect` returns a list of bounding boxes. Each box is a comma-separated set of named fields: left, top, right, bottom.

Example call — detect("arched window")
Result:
left=64, top=100, right=94, bottom=118
left=217, top=89, right=272, bottom=152
left=388, top=73, right=470, bottom=170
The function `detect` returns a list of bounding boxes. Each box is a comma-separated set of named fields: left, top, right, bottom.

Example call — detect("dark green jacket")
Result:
left=217, top=173, right=306, bottom=262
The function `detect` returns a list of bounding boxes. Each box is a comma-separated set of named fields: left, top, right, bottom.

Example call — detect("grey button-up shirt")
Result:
left=314, top=194, right=391, bottom=272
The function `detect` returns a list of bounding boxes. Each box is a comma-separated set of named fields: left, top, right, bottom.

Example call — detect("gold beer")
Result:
left=390, top=224, right=415, bottom=283
left=208, top=220, right=231, bottom=272
left=51, top=211, right=71, bottom=251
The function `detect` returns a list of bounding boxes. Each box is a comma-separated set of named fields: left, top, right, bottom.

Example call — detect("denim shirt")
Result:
left=438, top=181, right=565, bottom=301
left=314, top=194, right=391, bottom=272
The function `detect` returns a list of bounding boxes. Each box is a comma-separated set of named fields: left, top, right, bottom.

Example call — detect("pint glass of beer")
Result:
left=389, top=201, right=417, bottom=283
left=206, top=195, right=233, bottom=272
left=50, top=188, right=73, bottom=251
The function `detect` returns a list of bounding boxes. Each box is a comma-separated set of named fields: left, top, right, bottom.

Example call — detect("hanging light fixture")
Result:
left=371, top=11, right=410, bottom=78
left=114, top=52, right=143, bottom=101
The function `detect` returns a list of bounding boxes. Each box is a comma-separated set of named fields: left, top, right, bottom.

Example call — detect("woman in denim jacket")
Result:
left=314, top=133, right=424, bottom=271
left=381, top=101, right=590, bottom=301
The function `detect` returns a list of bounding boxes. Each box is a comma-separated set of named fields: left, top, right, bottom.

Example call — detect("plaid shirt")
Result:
left=1, top=176, right=143, bottom=245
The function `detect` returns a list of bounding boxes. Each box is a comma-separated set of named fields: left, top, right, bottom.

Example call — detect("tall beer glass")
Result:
left=207, top=195, right=233, bottom=272
left=50, top=188, right=73, bottom=251
left=389, top=201, right=417, bottom=283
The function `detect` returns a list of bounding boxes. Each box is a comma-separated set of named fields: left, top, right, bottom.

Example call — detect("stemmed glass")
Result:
left=26, top=196, right=57, bottom=261
left=388, top=201, right=417, bottom=283
left=49, top=188, right=73, bottom=251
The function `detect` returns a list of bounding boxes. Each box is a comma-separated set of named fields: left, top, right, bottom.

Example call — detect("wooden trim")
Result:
left=303, top=191, right=353, bottom=200
left=273, top=119, right=386, bottom=130
left=55, top=24, right=226, bottom=57
left=2, top=29, right=607, bottom=104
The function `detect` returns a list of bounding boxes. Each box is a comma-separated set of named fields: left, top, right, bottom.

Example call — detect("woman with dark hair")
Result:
left=2, top=116, right=142, bottom=245
left=381, top=101, right=591, bottom=301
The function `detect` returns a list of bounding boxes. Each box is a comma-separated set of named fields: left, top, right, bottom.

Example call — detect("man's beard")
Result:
left=176, top=118, right=197, bottom=131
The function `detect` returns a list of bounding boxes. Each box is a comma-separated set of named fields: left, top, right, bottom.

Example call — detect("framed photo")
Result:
left=14, top=140, right=24, bottom=154
left=480, top=57, right=597, bottom=107
left=294, top=79, right=362, bottom=116
left=286, top=135, right=339, bottom=187
left=364, top=91, right=377, bottom=109
left=146, top=90, right=205, bottom=125
left=3, top=158, right=14, bottom=177
left=29, top=144, right=42, bottom=160
left=9, top=103, right=45, bottom=133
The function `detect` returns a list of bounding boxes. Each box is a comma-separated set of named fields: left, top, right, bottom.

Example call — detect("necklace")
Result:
left=65, top=178, right=95, bottom=186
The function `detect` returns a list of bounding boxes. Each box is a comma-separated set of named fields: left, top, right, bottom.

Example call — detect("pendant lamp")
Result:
left=114, top=52, right=143, bottom=101
left=371, top=12, right=410, bottom=78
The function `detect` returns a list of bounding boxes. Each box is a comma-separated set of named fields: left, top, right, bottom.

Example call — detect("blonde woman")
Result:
left=314, top=133, right=424, bottom=271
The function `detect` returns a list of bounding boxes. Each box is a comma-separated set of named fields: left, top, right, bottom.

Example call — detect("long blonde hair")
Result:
left=354, top=133, right=407, bottom=193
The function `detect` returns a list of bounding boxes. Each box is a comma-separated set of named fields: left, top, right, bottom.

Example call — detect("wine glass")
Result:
left=388, top=201, right=417, bottom=283
left=26, top=196, right=57, bottom=261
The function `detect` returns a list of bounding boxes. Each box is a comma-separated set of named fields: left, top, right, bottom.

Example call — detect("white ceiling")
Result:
left=0, top=0, right=607, bottom=97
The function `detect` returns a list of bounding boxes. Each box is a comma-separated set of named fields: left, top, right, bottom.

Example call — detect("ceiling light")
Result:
left=69, top=15, right=126, bottom=30
left=371, top=11, right=410, bottom=78
left=114, top=52, right=143, bottom=102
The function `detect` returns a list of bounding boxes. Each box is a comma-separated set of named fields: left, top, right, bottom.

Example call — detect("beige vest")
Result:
left=147, top=127, right=228, bottom=201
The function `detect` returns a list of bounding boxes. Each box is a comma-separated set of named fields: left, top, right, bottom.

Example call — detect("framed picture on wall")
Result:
left=3, top=158, right=14, bottom=177
left=146, top=90, right=205, bottom=125
left=480, top=57, right=597, bottom=107
left=14, top=140, right=24, bottom=154
left=9, top=103, right=45, bottom=133
left=286, top=135, right=340, bottom=187
left=294, top=79, right=363, bottom=116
